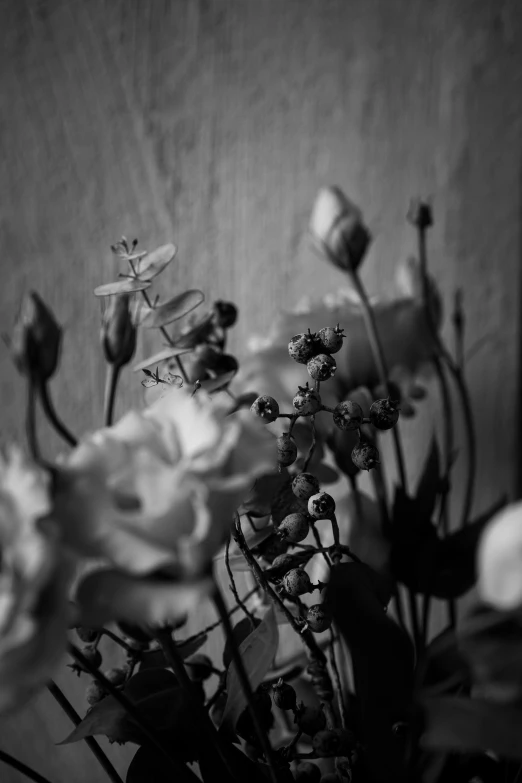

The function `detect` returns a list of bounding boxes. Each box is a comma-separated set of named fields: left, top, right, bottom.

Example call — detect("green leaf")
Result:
left=141, top=291, right=205, bottom=328
left=94, top=279, right=152, bottom=297
left=419, top=695, right=522, bottom=761
left=135, top=244, right=177, bottom=281
left=414, top=436, right=441, bottom=523
left=127, top=746, right=200, bottom=783
left=219, top=607, right=279, bottom=732
left=133, top=347, right=192, bottom=372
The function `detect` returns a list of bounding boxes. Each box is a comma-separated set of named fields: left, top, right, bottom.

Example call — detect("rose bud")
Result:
left=10, top=292, right=62, bottom=381
left=309, top=186, right=371, bottom=273
left=101, top=294, right=137, bottom=367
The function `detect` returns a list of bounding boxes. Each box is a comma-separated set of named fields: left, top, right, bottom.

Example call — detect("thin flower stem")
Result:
left=0, top=749, right=55, bottom=783
left=348, top=271, right=408, bottom=491
left=212, top=582, right=282, bottom=783
left=225, top=535, right=256, bottom=627
left=303, top=416, right=317, bottom=472
left=104, top=363, right=121, bottom=426
left=68, top=645, right=179, bottom=769
left=38, top=380, right=78, bottom=447
left=26, top=379, right=41, bottom=462
left=310, top=522, right=331, bottom=568
left=47, top=682, right=123, bottom=783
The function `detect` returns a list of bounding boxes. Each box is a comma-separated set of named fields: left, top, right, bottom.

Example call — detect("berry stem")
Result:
left=47, top=681, right=123, bottom=783
left=303, top=416, right=317, bottom=472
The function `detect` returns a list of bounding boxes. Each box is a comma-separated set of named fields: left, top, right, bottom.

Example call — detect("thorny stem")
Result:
left=38, top=380, right=78, bottom=446
left=104, top=363, right=121, bottom=426
left=0, top=749, right=55, bottom=783
left=47, top=682, right=123, bottom=783
left=69, top=645, right=180, bottom=770
left=225, top=535, right=256, bottom=627
left=212, top=581, right=282, bottom=783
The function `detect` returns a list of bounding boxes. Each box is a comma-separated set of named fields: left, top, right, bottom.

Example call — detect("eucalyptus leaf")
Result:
left=133, top=347, right=192, bottom=372
left=135, top=243, right=177, bottom=281
left=94, top=279, right=152, bottom=297
left=219, top=607, right=278, bottom=732
left=172, top=312, right=214, bottom=348
left=141, top=290, right=204, bottom=328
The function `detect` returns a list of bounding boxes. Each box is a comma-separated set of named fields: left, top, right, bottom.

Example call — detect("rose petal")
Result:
left=478, top=502, right=522, bottom=610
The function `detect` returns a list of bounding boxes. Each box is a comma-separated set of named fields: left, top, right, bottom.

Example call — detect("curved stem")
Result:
left=225, top=536, right=256, bottom=627
left=26, top=379, right=41, bottom=462
left=38, top=381, right=78, bottom=447
left=0, top=750, right=54, bottom=783
left=212, top=582, right=282, bottom=783
left=104, top=363, right=121, bottom=426
left=47, top=682, right=122, bottom=783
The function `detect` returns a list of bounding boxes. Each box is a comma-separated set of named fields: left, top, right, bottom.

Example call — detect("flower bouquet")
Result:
left=1, top=187, right=520, bottom=783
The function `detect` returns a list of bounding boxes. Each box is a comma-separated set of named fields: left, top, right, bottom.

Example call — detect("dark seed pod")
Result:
left=294, top=703, right=326, bottom=736
left=306, top=605, right=332, bottom=633
left=294, top=761, right=322, bottom=782
left=214, top=353, right=239, bottom=376
left=307, top=491, right=336, bottom=519
left=278, top=513, right=310, bottom=543
left=293, top=384, right=322, bottom=415
left=369, top=398, right=400, bottom=430
left=85, top=681, right=106, bottom=706
left=75, top=627, right=98, bottom=644
left=288, top=331, right=320, bottom=364
left=292, top=472, right=320, bottom=500
left=194, top=342, right=222, bottom=370
left=213, top=300, right=238, bottom=329
left=351, top=439, right=380, bottom=471
left=77, top=646, right=103, bottom=671
left=250, top=395, right=280, bottom=423
left=272, top=678, right=297, bottom=711
left=185, top=653, right=214, bottom=682
left=333, top=400, right=363, bottom=431
left=277, top=433, right=298, bottom=466
left=282, top=567, right=312, bottom=597
left=307, top=353, right=337, bottom=382
left=317, top=325, right=345, bottom=354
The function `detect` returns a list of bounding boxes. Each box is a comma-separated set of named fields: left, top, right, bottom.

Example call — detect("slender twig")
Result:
left=303, top=416, right=317, bottom=472
left=0, top=749, right=54, bottom=783
left=38, top=380, right=77, bottom=446
left=104, top=363, right=121, bottom=426
left=68, top=645, right=179, bottom=769
left=212, top=582, right=282, bottom=783
left=310, top=522, right=331, bottom=568
left=47, top=682, right=123, bottom=783
left=180, top=585, right=260, bottom=647
left=329, top=628, right=347, bottom=730
left=225, top=536, right=256, bottom=627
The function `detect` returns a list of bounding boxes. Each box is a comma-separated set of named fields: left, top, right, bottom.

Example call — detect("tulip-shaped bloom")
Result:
left=0, top=448, right=73, bottom=714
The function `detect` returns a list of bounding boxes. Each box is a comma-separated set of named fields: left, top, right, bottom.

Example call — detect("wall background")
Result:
left=0, top=1, right=521, bottom=780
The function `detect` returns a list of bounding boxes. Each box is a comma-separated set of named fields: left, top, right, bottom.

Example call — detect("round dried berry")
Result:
left=295, top=704, right=326, bottom=736
left=269, top=554, right=298, bottom=577
left=75, top=627, right=98, bottom=644
left=369, top=398, right=400, bottom=430
left=351, top=439, right=380, bottom=471
left=185, top=653, right=213, bottom=682
left=85, top=681, right=106, bottom=706
left=312, top=728, right=357, bottom=757
left=307, top=353, right=337, bottom=382
left=333, top=400, right=363, bottom=431
left=308, top=491, right=336, bottom=519
left=283, top=567, right=312, bottom=596
left=278, top=513, right=310, bottom=543
left=213, top=300, right=238, bottom=329
left=272, top=678, right=297, bottom=711
left=104, top=667, right=128, bottom=687
left=277, top=433, right=298, bottom=466
left=306, top=605, right=332, bottom=633
left=317, top=325, right=345, bottom=354
left=292, top=472, right=320, bottom=500
left=288, top=331, right=319, bottom=364
left=250, top=395, right=280, bottom=423
left=294, top=761, right=322, bottom=782
left=293, top=384, right=322, bottom=415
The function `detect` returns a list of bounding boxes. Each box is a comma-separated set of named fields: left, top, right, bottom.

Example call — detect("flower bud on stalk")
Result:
left=101, top=294, right=137, bottom=367
left=10, top=292, right=62, bottom=381
left=309, top=186, right=371, bottom=273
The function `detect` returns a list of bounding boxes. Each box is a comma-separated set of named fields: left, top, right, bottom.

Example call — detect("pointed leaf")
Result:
left=419, top=696, right=522, bottom=761
left=127, top=746, right=200, bottom=783
left=94, top=279, right=152, bottom=297
left=135, top=243, right=177, bottom=281
left=219, top=607, right=279, bottom=732
left=133, top=347, right=192, bottom=372
left=172, top=312, right=214, bottom=349
left=414, top=436, right=441, bottom=522
left=59, top=695, right=138, bottom=745
left=141, top=291, right=204, bottom=328
left=223, top=617, right=262, bottom=669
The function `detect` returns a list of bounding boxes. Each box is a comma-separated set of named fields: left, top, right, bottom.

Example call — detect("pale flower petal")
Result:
left=477, top=502, right=522, bottom=610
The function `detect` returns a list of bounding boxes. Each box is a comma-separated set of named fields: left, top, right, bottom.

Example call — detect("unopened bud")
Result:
left=101, top=294, right=136, bottom=366
left=10, top=292, right=62, bottom=380
left=309, top=186, right=371, bottom=273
